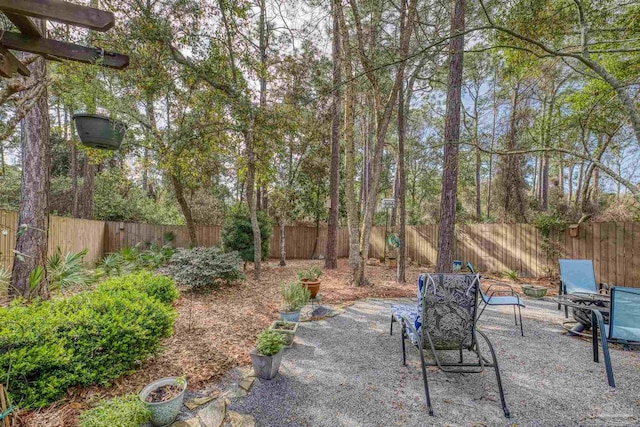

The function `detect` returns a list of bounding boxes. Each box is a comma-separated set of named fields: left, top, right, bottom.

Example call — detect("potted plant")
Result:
left=280, top=282, right=310, bottom=322
left=73, top=113, right=127, bottom=150
left=250, top=329, right=287, bottom=380
left=139, top=376, right=187, bottom=426
left=297, top=266, right=322, bottom=298
left=269, top=320, right=299, bottom=348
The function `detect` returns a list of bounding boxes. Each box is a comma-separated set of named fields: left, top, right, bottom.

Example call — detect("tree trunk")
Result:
left=352, top=0, right=418, bottom=285
left=76, top=158, right=97, bottom=219
left=245, top=132, right=261, bottom=279
left=487, top=66, right=498, bottom=219
left=279, top=217, right=286, bottom=266
left=335, top=0, right=360, bottom=277
left=325, top=0, right=341, bottom=270
left=10, top=24, right=51, bottom=300
left=436, top=0, right=465, bottom=273
left=171, top=173, right=198, bottom=246
left=397, top=80, right=407, bottom=284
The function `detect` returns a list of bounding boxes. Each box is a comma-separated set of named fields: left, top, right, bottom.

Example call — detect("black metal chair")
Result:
left=466, top=262, right=525, bottom=336
left=400, top=273, right=510, bottom=418
left=591, top=286, right=640, bottom=387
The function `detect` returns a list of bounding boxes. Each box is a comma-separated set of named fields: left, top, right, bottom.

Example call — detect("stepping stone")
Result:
left=239, top=366, right=254, bottom=378
left=170, top=418, right=200, bottom=427
left=198, top=399, right=226, bottom=427
left=239, top=377, right=255, bottom=392
left=185, top=392, right=220, bottom=410
left=221, top=386, right=247, bottom=399
left=227, top=411, right=255, bottom=427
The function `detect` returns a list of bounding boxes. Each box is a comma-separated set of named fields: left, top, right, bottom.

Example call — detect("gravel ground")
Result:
left=229, top=297, right=640, bottom=427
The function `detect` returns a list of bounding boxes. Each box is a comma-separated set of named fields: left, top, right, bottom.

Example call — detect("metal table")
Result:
left=552, top=293, right=610, bottom=336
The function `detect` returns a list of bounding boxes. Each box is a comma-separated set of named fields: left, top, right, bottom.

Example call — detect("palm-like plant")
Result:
left=47, top=248, right=96, bottom=291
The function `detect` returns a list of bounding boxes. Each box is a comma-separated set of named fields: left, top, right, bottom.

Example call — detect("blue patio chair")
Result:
left=559, top=259, right=610, bottom=318
left=466, top=262, right=525, bottom=336
left=399, top=273, right=510, bottom=418
left=591, top=287, right=640, bottom=387
left=389, top=273, right=426, bottom=336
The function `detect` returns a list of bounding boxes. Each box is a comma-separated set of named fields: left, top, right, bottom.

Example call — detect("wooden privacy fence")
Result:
left=0, top=210, right=639, bottom=286
left=0, top=210, right=105, bottom=271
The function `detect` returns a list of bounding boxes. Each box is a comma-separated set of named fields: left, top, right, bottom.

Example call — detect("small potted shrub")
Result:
left=269, top=320, right=299, bottom=348
left=250, top=329, right=287, bottom=380
left=297, top=266, right=322, bottom=298
left=280, top=282, right=310, bottom=322
left=139, top=377, right=187, bottom=426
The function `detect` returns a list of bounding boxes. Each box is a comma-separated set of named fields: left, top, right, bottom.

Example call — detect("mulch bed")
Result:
left=18, top=259, right=555, bottom=426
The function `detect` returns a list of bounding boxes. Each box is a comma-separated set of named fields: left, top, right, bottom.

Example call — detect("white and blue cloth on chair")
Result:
left=390, top=273, right=426, bottom=344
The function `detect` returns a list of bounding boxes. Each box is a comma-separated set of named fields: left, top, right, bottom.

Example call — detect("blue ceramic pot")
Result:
left=280, top=311, right=300, bottom=322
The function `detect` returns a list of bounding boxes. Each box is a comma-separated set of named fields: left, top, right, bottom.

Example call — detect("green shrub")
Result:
left=0, top=275, right=176, bottom=408
left=98, top=271, right=179, bottom=305
left=297, top=266, right=322, bottom=282
left=255, top=329, right=286, bottom=357
left=80, top=394, right=150, bottom=427
left=220, top=205, right=272, bottom=262
left=169, top=247, right=245, bottom=289
left=281, top=282, right=310, bottom=312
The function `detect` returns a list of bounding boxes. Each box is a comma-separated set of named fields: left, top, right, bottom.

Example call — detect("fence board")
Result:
left=0, top=210, right=639, bottom=285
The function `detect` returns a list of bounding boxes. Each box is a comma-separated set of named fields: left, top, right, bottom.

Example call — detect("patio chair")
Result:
left=466, top=262, right=525, bottom=337
left=591, top=286, right=640, bottom=387
left=559, top=259, right=610, bottom=318
left=400, top=273, right=510, bottom=418
left=389, top=273, right=426, bottom=336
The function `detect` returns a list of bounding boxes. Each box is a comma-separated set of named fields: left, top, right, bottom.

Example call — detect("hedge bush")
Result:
left=0, top=273, right=177, bottom=408
left=169, top=247, right=245, bottom=289
left=98, top=270, right=179, bottom=305
left=80, top=394, right=150, bottom=427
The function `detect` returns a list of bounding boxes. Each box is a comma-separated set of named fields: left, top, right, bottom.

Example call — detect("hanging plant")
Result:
left=73, top=113, right=127, bottom=150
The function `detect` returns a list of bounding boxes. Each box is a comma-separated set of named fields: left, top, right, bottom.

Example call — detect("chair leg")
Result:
left=565, top=304, right=568, bottom=319
left=390, top=315, right=394, bottom=336
left=558, top=282, right=562, bottom=311
left=518, top=305, right=524, bottom=337
left=459, top=347, right=463, bottom=363
left=401, top=326, right=407, bottom=366
left=477, top=330, right=510, bottom=418
left=592, top=311, right=615, bottom=387
left=417, top=342, right=434, bottom=415
left=512, top=305, right=518, bottom=325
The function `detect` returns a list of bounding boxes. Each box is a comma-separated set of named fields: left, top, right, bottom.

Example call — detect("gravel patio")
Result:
left=230, top=297, right=640, bottom=427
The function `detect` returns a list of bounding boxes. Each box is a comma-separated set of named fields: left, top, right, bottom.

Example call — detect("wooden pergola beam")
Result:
left=0, top=0, right=115, bottom=32
left=0, top=45, right=30, bottom=77
left=4, top=13, right=43, bottom=37
left=0, top=32, right=129, bottom=69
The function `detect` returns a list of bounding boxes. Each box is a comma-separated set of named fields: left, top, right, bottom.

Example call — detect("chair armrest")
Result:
left=485, top=283, right=517, bottom=297
left=599, top=283, right=610, bottom=294
left=401, top=315, right=420, bottom=337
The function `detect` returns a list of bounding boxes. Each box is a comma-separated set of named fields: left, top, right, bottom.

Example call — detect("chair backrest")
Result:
left=421, top=273, right=480, bottom=350
left=558, top=259, right=597, bottom=294
left=609, top=287, right=640, bottom=342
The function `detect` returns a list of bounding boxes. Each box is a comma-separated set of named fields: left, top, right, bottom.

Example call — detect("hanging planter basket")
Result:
left=73, top=113, right=127, bottom=150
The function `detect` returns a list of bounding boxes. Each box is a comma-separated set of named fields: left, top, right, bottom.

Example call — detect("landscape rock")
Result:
left=198, top=399, right=226, bottom=427
left=238, top=377, right=255, bottom=392
left=222, top=386, right=247, bottom=399
left=227, top=411, right=256, bottom=427
left=185, top=392, right=220, bottom=410
left=170, top=418, right=200, bottom=427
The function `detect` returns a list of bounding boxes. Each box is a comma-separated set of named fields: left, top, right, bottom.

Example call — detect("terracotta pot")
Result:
left=302, top=279, right=321, bottom=298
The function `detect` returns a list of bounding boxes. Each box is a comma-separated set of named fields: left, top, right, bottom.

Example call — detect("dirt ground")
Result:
left=18, top=259, right=557, bottom=426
